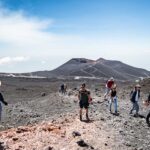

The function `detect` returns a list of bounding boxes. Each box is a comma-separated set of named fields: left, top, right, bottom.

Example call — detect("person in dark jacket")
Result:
left=129, top=84, right=141, bottom=116
left=78, top=83, right=91, bottom=121
left=0, top=86, right=8, bottom=121
left=148, top=93, right=150, bottom=102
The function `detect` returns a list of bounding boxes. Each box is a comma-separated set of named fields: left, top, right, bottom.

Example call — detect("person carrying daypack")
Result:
left=104, top=77, right=115, bottom=100
left=129, top=84, right=141, bottom=117
left=60, top=84, right=65, bottom=95
left=78, top=83, right=91, bottom=121
left=0, top=81, right=8, bottom=121
left=109, top=83, right=118, bottom=114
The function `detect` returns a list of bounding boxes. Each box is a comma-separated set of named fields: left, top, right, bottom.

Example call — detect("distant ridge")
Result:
left=31, top=58, right=150, bottom=80
left=0, top=58, right=149, bottom=80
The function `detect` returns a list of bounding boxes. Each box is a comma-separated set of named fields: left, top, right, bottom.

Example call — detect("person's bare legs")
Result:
left=85, top=108, right=89, bottom=121
left=80, top=109, right=82, bottom=121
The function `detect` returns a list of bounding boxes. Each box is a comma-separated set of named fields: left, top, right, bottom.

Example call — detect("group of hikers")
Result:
left=0, top=79, right=150, bottom=126
left=76, top=77, right=150, bottom=125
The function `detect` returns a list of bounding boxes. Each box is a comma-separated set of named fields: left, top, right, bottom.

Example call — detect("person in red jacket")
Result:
left=104, top=77, right=115, bottom=100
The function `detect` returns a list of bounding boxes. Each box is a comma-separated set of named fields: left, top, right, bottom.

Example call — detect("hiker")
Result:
left=64, top=84, right=67, bottom=95
left=129, top=84, right=141, bottom=117
left=148, top=93, right=150, bottom=103
left=143, top=92, right=150, bottom=106
left=109, top=83, right=118, bottom=113
left=104, top=77, right=115, bottom=100
left=0, top=81, right=8, bottom=121
left=78, top=83, right=91, bottom=121
left=145, top=93, right=150, bottom=126
left=60, top=84, right=65, bottom=95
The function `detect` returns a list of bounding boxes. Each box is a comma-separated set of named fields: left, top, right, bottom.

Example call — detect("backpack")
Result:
left=130, top=90, right=135, bottom=102
left=130, top=90, right=140, bottom=103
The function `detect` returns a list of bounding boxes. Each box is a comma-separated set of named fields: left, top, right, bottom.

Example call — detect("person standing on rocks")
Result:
left=60, top=84, right=65, bottom=95
left=109, top=83, right=118, bottom=114
left=0, top=81, right=8, bottom=121
left=78, top=83, right=91, bottom=121
left=129, top=84, right=141, bottom=117
left=104, top=77, right=115, bottom=100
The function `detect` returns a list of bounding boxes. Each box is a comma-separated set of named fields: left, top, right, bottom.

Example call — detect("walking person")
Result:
left=0, top=81, right=8, bottom=121
left=129, top=84, right=141, bottom=117
left=60, top=84, right=65, bottom=95
left=78, top=83, right=91, bottom=121
left=64, top=84, right=67, bottom=95
left=104, top=77, right=115, bottom=100
left=145, top=92, right=150, bottom=126
left=109, top=84, right=118, bottom=114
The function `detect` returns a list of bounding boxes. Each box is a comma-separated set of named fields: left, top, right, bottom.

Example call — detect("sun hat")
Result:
left=135, top=84, right=141, bottom=88
left=110, top=77, right=114, bottom=81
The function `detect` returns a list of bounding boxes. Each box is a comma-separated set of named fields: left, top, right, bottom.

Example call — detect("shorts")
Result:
left=79, top=101, right=89, bottom=109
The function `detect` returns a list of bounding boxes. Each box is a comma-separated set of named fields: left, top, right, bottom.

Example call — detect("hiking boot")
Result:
left=134, top=113, right=139, bottom=117
left=129, top=111, right=132, bottom=114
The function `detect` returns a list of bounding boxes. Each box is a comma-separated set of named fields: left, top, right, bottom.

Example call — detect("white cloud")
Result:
left=41, top=60, right=46, bottom=64
left=0, top=6, right=83, bottom=58
left=0, top=5, right=149, bottom=72
left=0, top=56, right=29, bottom=65
left=0, top=7, right=56, bottom=45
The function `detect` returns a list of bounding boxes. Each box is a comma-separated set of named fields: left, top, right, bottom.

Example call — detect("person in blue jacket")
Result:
left=129, top=84, right=141, bottom=117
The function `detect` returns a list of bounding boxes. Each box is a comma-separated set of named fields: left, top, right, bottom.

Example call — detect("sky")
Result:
left=0, top=0, right=150, bottom=73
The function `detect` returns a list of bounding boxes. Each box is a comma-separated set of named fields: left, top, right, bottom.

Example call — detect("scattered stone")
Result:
left=138, top=147, right=143, bottom=150
left=0, top=125, right=5, bottom=130
left=41, top=92, right=46, bottom=97
left=20, top=109, right=24, bottom=112
left=77, top=139, right=89, bottom=147
left=125, top=143, right=132, bottom=147
left=90, top=146, right=94, bottom=149
left=16, top=88, right=27, bottom=91
left=74, top=100, right=77, bottom=103
left=130, top=130, right=134, bottom=134
left=124, top=121, right=128, bottom=126
left=12, top=137, right=19, bottom=141
left=44, top=146, right=53, bottom=150
left=100, top=117, right=105, bottom=121
left=72, top=131, right=81, bottom=137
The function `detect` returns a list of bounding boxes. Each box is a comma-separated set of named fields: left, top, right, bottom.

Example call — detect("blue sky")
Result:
left=0, top=0, right=150, bottom=73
